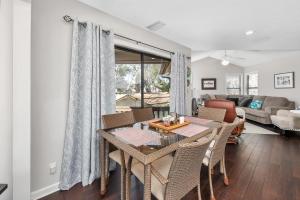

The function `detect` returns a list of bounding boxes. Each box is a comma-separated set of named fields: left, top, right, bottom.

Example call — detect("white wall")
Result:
left=31, top=0, right=191, bottom=196
left=244, top=52, right=300, bottom=106
left=12, top=0, right=31, bottom=199
left=191, top=57, right=244, bottom=97
left=0, top=0, right=13, bottom=199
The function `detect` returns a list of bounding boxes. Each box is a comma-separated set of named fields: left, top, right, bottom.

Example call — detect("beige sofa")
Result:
left=202, top=94, right=295, bottom=124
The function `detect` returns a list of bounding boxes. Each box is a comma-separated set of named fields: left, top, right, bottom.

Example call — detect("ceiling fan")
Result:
left=221, top=50, right=245, bottom=66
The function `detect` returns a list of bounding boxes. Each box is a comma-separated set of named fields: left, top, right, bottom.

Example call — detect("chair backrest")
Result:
left=164, top=130, right=217, bottom=200
left=205, top=99, right=237, bottom=123
left=198, top=107, right=226, bottom=122
left=210, top=120, right=239, bottom=166
left=101, top=111, right=135, bottom=130
left=131, top=107, right=154, bottom=122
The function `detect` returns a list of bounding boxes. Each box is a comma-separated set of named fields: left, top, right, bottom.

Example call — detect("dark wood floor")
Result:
left=41, top=133, right=300, bottom=200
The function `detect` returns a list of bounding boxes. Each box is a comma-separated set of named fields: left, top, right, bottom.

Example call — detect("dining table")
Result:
left=98, top=116, right=222, bottom=200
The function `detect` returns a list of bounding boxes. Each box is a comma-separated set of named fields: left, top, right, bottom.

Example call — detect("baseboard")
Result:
left=31, top=182, right=59, bottom=200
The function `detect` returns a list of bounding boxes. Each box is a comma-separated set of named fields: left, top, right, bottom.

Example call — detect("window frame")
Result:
left=226, top=74, right=242, bottom=95
left=246, top=72, right=259, bottom=95
left=115, top=46, right=171, bottom=108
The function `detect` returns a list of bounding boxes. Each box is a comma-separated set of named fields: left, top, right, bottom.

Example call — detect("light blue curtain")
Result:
left=170, top=52, right=189, bottom=115
left=59, top=19, right=116, bottom=190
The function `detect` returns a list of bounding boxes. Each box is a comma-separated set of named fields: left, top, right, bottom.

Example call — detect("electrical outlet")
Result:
left=49, top=162, right=57, bottom=175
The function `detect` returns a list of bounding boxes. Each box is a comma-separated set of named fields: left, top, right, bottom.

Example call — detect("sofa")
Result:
left=200, top=94, right=295, bottom=124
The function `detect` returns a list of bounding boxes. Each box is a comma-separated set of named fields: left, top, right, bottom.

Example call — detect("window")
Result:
left=246, top=73, right=259, bottom=95
left=226, top=74, right=242, bottom=95
left=115, top=46, right=171, bottom=113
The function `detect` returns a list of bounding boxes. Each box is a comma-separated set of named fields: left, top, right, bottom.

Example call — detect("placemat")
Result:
left=171, top=124, right=209, bottom=137
left=112, top=128, right=160, bottom=147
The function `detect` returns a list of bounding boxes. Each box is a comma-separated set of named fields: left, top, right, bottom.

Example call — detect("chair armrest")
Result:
left=151, top=165, right=169, bottom=185
left=265, top=106, right=291, bottom=115
left=290, top=113, right=300, bottom=129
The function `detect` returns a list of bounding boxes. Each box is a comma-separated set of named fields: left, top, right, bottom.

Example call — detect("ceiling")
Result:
left=192, top=50, right=300, bottom=67
left=79, top=0, right=300, bottom=51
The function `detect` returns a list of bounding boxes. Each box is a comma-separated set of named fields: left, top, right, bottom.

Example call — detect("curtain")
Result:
left=170, top=52, right=190, bottom=115
left=59, top=20, right=116, bottom=190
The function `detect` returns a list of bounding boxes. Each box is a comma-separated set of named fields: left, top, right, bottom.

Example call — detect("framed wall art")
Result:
left=201, top=78, right=217, bottom=90
left=274, top=72, right=295, bottom=89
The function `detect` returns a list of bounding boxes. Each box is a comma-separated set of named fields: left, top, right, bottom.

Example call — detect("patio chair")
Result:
left=130, top=129, right=217, bottom=200
left=101, top=111, right=138, bottom=199
left=198, top=107, right=226, bottom=122
left=131, top=107, right=154, bottom=122
left=203, top=120, right=239, bottom=200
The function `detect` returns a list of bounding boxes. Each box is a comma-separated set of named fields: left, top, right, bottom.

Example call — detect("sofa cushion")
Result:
left=249, top=100, right=263, bottom=110
left=253, top=96, right=266, bottom=102
left=215, top=94, right=227, bottom=100
left=262, top=96, right=289, bottom=109
left=243, top=107, right=269, bottom=118
left=239, top=97, right=253, bottom=107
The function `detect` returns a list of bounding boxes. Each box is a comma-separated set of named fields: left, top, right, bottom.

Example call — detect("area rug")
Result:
left=243, top=122, right=279, bottom=135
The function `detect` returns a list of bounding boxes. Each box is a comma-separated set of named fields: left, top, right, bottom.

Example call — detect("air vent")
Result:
left=146, top=21, right=166, bottom=31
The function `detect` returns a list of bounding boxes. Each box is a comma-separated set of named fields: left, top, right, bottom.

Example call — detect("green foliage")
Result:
left=116, top=63, right=170, bottom=94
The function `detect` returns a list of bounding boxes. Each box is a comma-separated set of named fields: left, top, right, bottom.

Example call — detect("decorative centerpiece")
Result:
left=149, top=113, right=190, bottom=133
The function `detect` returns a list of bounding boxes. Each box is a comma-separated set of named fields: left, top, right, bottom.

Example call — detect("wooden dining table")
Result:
left=98, top=116, right=221, bottom=200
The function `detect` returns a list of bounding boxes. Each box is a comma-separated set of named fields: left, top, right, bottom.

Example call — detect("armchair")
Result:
left=270, top=110, right=300, bottom=135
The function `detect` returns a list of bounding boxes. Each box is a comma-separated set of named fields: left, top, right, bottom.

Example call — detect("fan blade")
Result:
left=226, top=55, right=246, bottom=60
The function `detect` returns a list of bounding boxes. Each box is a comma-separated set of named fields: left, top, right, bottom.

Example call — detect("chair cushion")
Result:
left=109, top=150, right=140, bottom=166
left=131, top=155, right=173, bottom=200
left=203, top=156, right=209, bottom=166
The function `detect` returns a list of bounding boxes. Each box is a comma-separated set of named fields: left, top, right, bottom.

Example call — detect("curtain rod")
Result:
left=63, top=15, right=176, bottom=55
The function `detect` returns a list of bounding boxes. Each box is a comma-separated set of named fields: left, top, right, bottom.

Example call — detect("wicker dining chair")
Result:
left=131, top=107, right=154, bottom=122
left=102, top=111, right=135, bottom=130
left=130, top=129, right=217, bottom=200
left=203, top=120, right=239, bottom=200
left=102, top=111, right=138, bottom=199
left=198, top=107, right=226, bottom=122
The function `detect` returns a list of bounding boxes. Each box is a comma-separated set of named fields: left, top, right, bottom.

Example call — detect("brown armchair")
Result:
left=205, top=100, right=237, bottom=123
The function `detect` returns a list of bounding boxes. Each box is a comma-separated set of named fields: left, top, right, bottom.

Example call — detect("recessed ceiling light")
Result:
left=245, top=30, right=254, bottom=36
left=221, top=59, right=230, bottom=66
left=146, top=21, right=166, bottom=31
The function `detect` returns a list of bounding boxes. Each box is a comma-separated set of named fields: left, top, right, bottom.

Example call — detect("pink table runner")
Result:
left=184, top=116, right=212, bottom=125
left=171, top=124, right=209, bottom=137
left=112, top=128, right=159, bottom=147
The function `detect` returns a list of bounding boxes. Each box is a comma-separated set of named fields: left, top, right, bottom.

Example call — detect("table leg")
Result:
left=126, top=156, right=133, bottom=200
left=104, top=140, right=109, bottom=184
left=144, top=164, right=151, bottom=200
left=100, top=137, right=107, bottom=195
left=120, top=150, right=126, bottom=200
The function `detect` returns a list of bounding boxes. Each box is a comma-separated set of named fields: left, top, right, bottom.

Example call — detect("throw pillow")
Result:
left=249, top=100, right=263, bottom=110
left=226, top=97, right=239, bottom=106
left=239, top=97, right=253, bottom=107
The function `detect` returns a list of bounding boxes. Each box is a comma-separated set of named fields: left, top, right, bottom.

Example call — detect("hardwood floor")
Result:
left=41, top=133, right=300, bottom=200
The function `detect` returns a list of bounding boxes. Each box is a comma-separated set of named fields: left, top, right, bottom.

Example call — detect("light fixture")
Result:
left=245, top=30, right=254, bottom=36
left=221, top=59, right=230, bottom=66
left=146, top=21, right=166, bottom=31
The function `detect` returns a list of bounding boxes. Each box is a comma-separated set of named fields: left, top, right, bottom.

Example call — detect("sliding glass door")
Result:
left=115, top=46, right=171, bottom=114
